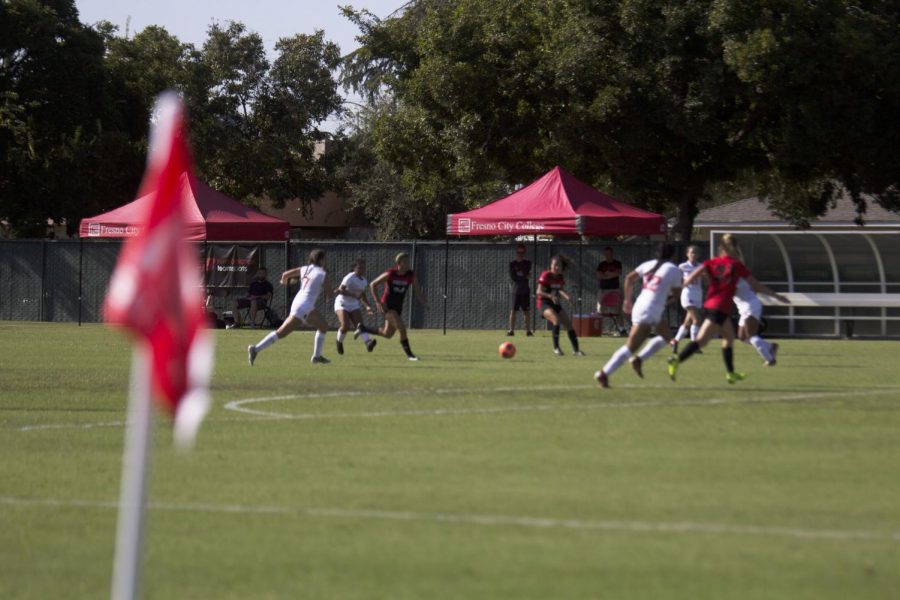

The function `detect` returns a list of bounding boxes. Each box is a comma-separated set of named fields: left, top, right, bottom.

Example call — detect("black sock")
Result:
left=567, top=329, right=580, bottom=352
left=552, top=325, right=560, bottom=349
left=401, top=339, right=414, bottom=357
left=678, top=341, right=701, bottom=363
left=722, top=347, right=734, bottom=373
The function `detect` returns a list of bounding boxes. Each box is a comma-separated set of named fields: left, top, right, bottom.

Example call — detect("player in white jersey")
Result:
left=334, top=258, right=377, bottom=355
left=671, top=245, right=703, bottom=352
left=248, top=249, right=334, bottom=365
left=595, top=244, right=682, bottom=388
left=734, top=277, right=779, bottom=366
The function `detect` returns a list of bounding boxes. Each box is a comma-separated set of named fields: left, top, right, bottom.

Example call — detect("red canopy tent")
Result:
left=447, top=166, right=666, bottom=237
left=442, top=167, right=667, bottom=332
left=79, top=173, right=290, bottom=241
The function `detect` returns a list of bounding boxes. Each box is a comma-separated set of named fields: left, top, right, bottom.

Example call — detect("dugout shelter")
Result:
left=710, top=230, right=900, bottom=337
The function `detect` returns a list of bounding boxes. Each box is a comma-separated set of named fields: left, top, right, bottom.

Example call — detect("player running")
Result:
left=671, top=245, right=703, bottom=353
left=248, top=249, right=334, bottom=365
left=334, top=258, right=377, bottom=355
left=537, top=254, right=584, bottom=356
left=667, top=234, right=788, bottom=383
left=595, top=243, right=681, bottom=388
left=367, top=252, right=427, bottom=361
left=734, top=278, right=780, bottom=366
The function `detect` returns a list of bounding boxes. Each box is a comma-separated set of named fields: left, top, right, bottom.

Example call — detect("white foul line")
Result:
left=1, top=495, right=898, bottom=543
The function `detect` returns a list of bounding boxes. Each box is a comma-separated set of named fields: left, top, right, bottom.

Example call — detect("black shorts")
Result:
left=385, top=298, right=405, bottom=316
left=704, top=309, right=731, bottom=326
left=541, top=303, right=563, bottom=317
left=511, top=291, right=531, bottom=311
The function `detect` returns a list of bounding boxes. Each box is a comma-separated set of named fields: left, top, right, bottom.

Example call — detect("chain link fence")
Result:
left=0, top=239, right=691, bottom=331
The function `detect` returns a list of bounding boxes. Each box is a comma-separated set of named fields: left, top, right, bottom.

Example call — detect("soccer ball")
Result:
left=499, top=341, right=516, bottom=359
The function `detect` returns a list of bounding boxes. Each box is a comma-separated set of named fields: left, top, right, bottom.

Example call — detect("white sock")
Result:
left=675, top=325, right=688, bottom=341
left=256, top=331, right=279, bottom=352
left=313, top=330, right=326, bottom=358
left=638, top=336, right=667, bottom=362
left=360, top=331, right=371, bottom=342
left=336, top=330, right=346, bottom=343
left=602, top=346, right=632, bottom=376
left=748, top=335, right=773, bottom=362
left=690, top=324, right=699, bottom=341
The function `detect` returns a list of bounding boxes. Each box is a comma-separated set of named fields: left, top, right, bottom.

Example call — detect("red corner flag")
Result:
left=104, top=92, right=212, bottom=446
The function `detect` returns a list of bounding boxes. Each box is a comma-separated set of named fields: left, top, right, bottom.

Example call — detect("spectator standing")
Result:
left=507, top=243, right=534, bottom=336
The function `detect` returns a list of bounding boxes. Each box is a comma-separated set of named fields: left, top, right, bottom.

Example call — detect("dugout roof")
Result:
left=78, top=173, right=290, bottom=241
left=446, top=166, right=667, bottom=237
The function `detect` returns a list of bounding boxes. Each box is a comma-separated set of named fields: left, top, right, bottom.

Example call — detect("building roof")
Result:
left=694, top=194, right=900, bottom=228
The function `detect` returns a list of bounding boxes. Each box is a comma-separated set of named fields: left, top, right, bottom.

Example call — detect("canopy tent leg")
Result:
left=578, top=237, right=583, bottom=318
left=531, top=235, right=538, bottom=333
left=443, top=237, right=449, bottom=335
left=78, top=238, right=84, bottom=326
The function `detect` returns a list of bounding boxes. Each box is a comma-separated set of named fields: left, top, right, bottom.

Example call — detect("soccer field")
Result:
left=2, top=322, right=899, bottom=599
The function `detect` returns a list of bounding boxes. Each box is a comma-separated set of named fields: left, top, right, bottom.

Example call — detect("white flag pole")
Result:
left=111, top=344, right=155, bottom=600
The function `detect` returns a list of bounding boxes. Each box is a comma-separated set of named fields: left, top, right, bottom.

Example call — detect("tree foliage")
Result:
left=0, top=1, right=343, bottom=237
left=339, top=0, right=900, bottom=239
left=0, top=0, right=139, bottom=236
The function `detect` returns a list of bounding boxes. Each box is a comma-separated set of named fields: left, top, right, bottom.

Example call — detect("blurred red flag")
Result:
left=104, top=93, right=212, bottom=445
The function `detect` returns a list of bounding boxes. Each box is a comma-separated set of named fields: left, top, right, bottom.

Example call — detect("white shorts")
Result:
left=290, top=296, right=317, bottom=321
left=334, top=297, right=361, bottom=313
left=735, top=297, right=762, bottom=327
left=681, top=287, right=702, bottom=310
left=630, top=300, right=665, bottom=326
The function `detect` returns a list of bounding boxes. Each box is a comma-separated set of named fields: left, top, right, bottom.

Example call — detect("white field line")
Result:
left=1, top=495, right=898, bottom=543
left=14, top=386, right=900, bottom=432
left=221, top=387, right=899, bottom=419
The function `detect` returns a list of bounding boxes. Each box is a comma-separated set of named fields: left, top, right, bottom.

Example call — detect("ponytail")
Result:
left=647, top=243, right=676, bottom=276
left=720, top=234, right=739, bottom=257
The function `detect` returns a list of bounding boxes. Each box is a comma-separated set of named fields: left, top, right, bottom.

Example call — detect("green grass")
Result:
left=2, top=322, right=900, bottom=599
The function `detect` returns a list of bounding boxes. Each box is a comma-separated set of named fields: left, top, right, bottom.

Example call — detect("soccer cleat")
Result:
left=336, top=340, right=344, bottom=355
left=407, top=354, right=419, bottom=362
left=630, top=356, right=644, bottom=378
left=594, top=370, right=609, bottom=389
left=526, top=331, right=534, bottom=337
left=366, top=339, right=377, bottom=352
left=247, top=345, right=257, bottom=366
left=764, top=342, right=779, bottom=366
left=667, top=355, right=679, bottom=381
left=725, top=371, right=747, bottom=384
left=506, top=330, right=515, bottom=336
left=573, top=350, right=585, bottom=356
left=311, top=355, right=331, bottom=365
left=553, top=348, right=564, bottom=356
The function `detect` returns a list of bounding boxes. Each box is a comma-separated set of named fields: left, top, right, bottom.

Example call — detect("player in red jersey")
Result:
left=367, top=252, right=427, bottom=361
left=537, top=254, right=583, bottom=356
left=667, top=234, right=788, bottom=383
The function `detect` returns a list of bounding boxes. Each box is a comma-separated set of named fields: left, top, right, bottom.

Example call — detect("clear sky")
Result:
left=74, top=1, right=403, bottom=128
left=75, top=0, right=402, bottom=56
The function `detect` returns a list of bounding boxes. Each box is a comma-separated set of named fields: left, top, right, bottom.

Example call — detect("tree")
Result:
left=340, top=0, right=752, bottom=240
left=341, top=0, right=898, bottom=239
left=710, top=0, right=900, bottom=225
left=195, top=23, right=343, bottom=208
left=0, top=0, right=137, bottom=236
